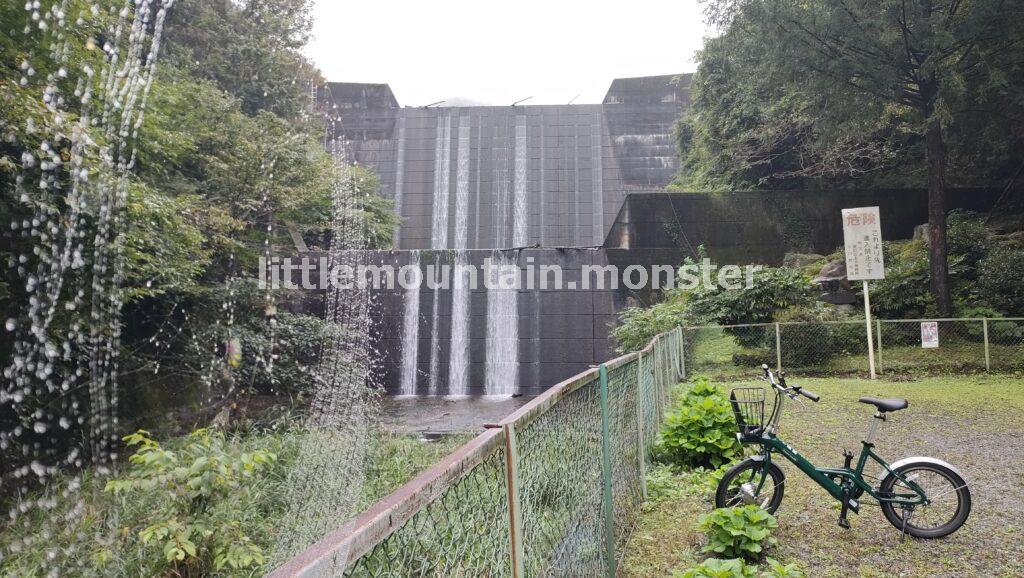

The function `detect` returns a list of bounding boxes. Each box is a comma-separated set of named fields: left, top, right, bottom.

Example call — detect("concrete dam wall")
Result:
left=321, top=74, right=691, bottom=250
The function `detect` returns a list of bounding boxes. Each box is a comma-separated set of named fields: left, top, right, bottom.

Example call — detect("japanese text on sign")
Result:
left=842, top=206, right=885, bottom=281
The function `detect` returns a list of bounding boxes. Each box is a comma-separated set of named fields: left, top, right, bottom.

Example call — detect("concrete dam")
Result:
left=317, top=75, right=691, bottom=396
left=315, top=76, right=1001, bottom=396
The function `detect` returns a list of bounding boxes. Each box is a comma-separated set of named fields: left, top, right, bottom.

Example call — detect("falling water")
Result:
left=448, top=118, right=472, bottom=396
left=398, top=251, right=422, bottom=396
left=430, top=112, right=452, bottom=249
left=591, top=118, right=605, bottom=245
left=392, top=117, right=407, bottom=246
left=271, top=144, right=381, bottom=565
left=428, top=113, right=452, bottom=394
left=1, top=0, right=174, bottom=571
left=485, top=251, right=519, bottom=397
left=512, top=117, right=530, bottom=247
left=492, top=125, right=509, bottom=247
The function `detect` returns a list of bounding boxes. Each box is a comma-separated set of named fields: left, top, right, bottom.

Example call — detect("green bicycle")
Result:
left=715, top=365, right=972, bottom=539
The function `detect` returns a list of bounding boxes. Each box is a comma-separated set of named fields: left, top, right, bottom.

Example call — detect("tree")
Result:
left=691, top=0, right=1024, bottom=315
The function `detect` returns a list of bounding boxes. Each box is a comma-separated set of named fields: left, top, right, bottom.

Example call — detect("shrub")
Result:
left=674, top=557, right=804, bottom=578
left=653, top=379, right=742, bottom=469
left=977, top=245, right=1024, bottom=315
left=646, top=464, right=691, bottom=503
left=698, top=505, right=778, bottom=561
left=676, top=558, right=757, bottom=578
left=688, top=266, right=813, bottom=347
left=762, top=558, right=806, bottom=577
left=613, top=297, right=688, bottom=352
left=105, top=429, right=278, bottom=575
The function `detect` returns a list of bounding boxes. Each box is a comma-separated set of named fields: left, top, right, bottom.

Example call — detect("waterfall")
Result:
left=485, top=251, right=519, bottom=397
left=393, top=117, right=407, bottom=247
left=492, top=125, right=509, bottom=247
left=512, top=117, right=530, bottom=246
left=399, top=251, right=421, bottom=396
left=428, top=113, right=452, bottom=394
left=448, top=118, right=472, bottom=396
left=591, top=117, right=605, bottom=246
left=430, top=112, right=452, bottom=249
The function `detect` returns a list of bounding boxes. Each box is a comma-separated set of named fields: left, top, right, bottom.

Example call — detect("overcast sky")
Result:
left=305, top=1, right=712, bottom=106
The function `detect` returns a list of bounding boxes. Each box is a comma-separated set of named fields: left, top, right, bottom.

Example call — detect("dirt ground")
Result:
left=622, top=375, right=1024, bottom=578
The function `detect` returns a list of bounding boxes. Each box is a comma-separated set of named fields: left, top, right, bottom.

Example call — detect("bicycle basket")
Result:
left=729, top=387, right=765, bottom=438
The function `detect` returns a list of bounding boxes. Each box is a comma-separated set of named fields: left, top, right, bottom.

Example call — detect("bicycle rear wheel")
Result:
left=715, top=458, right=785, bottom=513
left=879, top=460, right=971, bottom=539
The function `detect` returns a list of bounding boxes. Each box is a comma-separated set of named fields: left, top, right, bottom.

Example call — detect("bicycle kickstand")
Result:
left=899, top=506, right=913, bottom=543
left=837, top=489, right=852, bottom=530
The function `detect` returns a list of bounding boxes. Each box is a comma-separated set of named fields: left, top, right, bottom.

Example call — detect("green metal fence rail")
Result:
left=683, top=317, right=1024, bottom=379
left=267, top=327, right=685, bottom=578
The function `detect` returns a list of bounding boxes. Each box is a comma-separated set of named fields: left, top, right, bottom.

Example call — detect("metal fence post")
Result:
left=501, top=424, right=525, bottom=578
left=983, top=318, right=991, bottom=372
left=598, top=364, right=617, bottom=578
left=876, top=319, right=883, bottom=374
left=635, top=354, right=647, bottom=501
left=775, top=323, right=783, bottom=373
left=679, top=327, right=687, bottom=379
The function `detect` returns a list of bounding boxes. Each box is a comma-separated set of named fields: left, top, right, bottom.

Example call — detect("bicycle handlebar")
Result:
left=796, top=388, right=820, bottom=402
left=760, top=363, right=819, bottom=402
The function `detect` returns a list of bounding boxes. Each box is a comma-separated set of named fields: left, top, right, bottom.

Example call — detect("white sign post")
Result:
left=842, top=207, right=885, bottom=379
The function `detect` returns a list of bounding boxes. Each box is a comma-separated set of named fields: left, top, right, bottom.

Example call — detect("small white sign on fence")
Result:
left=921, top=322, right=940, bottom=349
left=842, top=207, right=885, bottom=281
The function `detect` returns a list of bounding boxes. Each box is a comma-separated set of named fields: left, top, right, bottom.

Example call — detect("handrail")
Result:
left=484, top=367, right=600, bottom=429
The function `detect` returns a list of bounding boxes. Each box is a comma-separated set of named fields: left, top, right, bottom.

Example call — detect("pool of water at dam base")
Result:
left=380, top=395, right=534, bottom=435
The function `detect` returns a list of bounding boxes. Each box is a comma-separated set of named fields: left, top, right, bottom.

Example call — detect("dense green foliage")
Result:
left=653, top=377, right=742, bottom=470
left=698, top=506, right=778, bottom=561
left=613, top=261, right=812, bottom=352
left=870, top=211, right=1024, bottom=318
left=0, top=424, right=465, bottom=576
left=677, top=0, right=1024, bottom=315
left=105, top=430, right=277, bottom=574
left=0, top=0, right=399, bottom=443
left=680, top=0, right=1024, bottom=191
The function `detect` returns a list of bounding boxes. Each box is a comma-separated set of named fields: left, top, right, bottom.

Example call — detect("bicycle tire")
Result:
left=715, top=458, right=785, bottom=513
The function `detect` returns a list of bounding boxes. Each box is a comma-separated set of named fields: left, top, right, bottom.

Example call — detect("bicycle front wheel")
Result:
left=715, top=458, right=785, bottom=513
left=879, top=460, right=971, bottom=539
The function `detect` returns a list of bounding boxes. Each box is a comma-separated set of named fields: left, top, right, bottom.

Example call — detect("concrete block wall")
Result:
left=322, top=74, right=691, bottom=251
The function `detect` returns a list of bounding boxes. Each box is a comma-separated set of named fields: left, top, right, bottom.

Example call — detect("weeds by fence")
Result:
left=268, top=328, right=685, bottom=578
left=684, top=318, right=1024, bottom=378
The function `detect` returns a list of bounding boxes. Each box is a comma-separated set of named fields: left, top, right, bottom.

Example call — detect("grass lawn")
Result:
left=622, top=375, right=1024, bottom=578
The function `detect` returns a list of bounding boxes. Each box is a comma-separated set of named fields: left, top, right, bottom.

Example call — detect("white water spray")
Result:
left=512, top=117, right=530, bottom=247
left=485, top=251, right=519, bottom=397
left=399, top=251, right=421, bottom=396
left=448, top=118, right=472, bottom=396
left=428, top=113, right=452, bottom=394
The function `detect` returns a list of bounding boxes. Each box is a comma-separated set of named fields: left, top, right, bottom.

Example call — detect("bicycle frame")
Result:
left=742, top=371, right=930, bottom=509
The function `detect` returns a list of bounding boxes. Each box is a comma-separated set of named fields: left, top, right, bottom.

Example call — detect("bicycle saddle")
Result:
left=858, top=397, right=908, bottom=412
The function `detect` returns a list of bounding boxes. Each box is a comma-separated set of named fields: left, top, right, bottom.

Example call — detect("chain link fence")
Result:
left=268, top=328, right=684, bottom=578
left=684, top=318, right=1024, bottom=378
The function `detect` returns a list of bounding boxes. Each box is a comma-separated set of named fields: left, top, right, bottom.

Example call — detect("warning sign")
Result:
left=842, top=207, right=885, bottom=281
